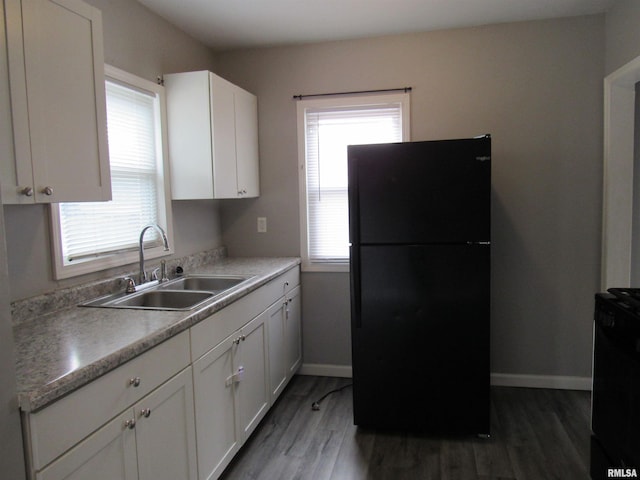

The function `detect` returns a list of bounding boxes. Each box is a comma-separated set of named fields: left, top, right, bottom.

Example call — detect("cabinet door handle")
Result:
left=21, top=187, right=34, bottom=197
left=225, top=366, right=245, bottom=386
left=140, top=408, right=152, bottom=418
left=42, top=186, right=54, bottom=196
left=128, top=377, right=141, bottom=387
left=124, top=419, right=136, bottom=430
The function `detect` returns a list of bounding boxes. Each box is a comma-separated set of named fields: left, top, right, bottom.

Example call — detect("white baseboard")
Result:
left=298, top=363, right=353, bottom=378
left=299, top=364, right=593, bottom=391
left=491, top=373, right=592, bottom=391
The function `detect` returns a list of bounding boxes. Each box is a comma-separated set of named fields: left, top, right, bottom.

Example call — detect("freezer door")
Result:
left=348, top=138, right=490, bottom=244
left=350, top=244, right=490, bottom=433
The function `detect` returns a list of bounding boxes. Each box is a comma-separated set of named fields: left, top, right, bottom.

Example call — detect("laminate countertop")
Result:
left=13, top=257, right=300, bottom=413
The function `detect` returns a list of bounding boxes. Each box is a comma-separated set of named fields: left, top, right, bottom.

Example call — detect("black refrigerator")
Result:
left=348, top=136, right=491, bottom=435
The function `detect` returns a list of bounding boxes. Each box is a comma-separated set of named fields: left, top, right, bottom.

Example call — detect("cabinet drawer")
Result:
left=27, top=330, right=190, bottom=470
left=257, top=266, right=299, bottom=305
left=282, top=266, right=300, bottom=295
left=191, top=267, right=300, bottom=360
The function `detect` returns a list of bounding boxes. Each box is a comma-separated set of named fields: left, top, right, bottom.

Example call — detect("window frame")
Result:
left=50, top=64, right=174, bottom=279
left=297, top=93, right=410, bottom=273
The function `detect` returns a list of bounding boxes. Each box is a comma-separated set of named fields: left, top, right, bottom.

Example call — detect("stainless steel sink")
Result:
left=82, top=290, right=215, bottom=311
left=111, top=290, right=215, bottom=310
left=81, top=274, right=254, bottom=311
left=159, top=275, right=250, bottom=292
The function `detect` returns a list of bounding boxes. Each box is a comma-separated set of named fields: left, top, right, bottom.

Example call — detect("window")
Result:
left=297, top=93, right=410, bottom=272
left=50, top=65, right=173, bottom=279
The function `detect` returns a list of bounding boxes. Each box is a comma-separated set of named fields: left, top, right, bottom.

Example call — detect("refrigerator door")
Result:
left=350, top=243, right=490, bottom=433
left=348, top=137, right=490, bottom=245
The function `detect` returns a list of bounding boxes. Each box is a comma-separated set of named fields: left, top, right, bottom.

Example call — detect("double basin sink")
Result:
left=82, top=275, right=255, bottom=311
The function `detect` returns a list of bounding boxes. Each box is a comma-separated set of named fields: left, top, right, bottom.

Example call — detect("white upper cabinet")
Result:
left=2, top=0, right=111, bottom=204
left=164, top=70, right=260, bottom=200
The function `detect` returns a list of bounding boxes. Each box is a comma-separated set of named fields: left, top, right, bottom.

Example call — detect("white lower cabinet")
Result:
left=190, top=265, right=300, bottom=480
left=37, top=411, right=137, bottom=480
left=134, top=368, right=198, bottom=480
left=267, top=284, right=302, bottom=402
left=23, top=266, right=301, bottom=480
left=37, top=367, right=197, bottom=480
left=284, top=286, right=302, bottom=381
left=192, top=311, right=269, bottom=480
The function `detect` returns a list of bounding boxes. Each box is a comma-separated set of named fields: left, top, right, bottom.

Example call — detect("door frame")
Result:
left=602, top=54, right=640, bottom=289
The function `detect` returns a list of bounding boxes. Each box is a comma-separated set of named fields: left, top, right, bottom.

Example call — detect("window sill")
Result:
left=52, top=245, right=173, bottom=280
left=301, top=261, right=349, bottom=273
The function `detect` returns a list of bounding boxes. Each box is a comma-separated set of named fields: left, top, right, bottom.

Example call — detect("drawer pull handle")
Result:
left=140, top=408, right=152, bottom=418
left=129, top=377, right=141, bottom=387
left=125, top=419, right=136, bottom=430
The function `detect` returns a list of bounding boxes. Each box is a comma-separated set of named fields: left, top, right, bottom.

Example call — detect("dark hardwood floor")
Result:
left=220, top=375, right=591, bottom=480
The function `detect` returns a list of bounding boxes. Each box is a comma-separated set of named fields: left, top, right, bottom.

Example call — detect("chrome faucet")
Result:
left=139, top=224, right=170, bottom=284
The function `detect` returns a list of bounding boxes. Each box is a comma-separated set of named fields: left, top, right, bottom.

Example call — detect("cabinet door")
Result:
left=37, top=411, right=137, bottom=480
left=135, top=367, right=198, bottom=480
left=234, top=88, right=259, bottom=197
left=210, top=73, right=238, bottom=199
left=164, top=70, right=214, bottom=200
left=237, top=313, right=270, bottom=441
left=165, top=71, right=260, bottom=200
left=267, top=286, right=302, bottom=402
left=284, top=285, right=302, bottom=377
left=5, top=0, right=110, bottom=204
left=193, top=334, right=240, bottom=480
left=266, top=299, right=287, bottom=402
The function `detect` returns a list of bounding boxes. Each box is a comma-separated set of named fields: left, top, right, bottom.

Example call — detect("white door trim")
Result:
left=602, top=55, right=640, bottom=290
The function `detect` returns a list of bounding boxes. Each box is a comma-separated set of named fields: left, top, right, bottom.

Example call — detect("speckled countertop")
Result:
left=13, top=256, right=300, bottom=413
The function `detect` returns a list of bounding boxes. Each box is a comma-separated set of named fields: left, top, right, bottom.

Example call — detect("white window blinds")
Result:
left=58, top=80, right=161, bottom=264
left=304, top=100, right=405, bottom=264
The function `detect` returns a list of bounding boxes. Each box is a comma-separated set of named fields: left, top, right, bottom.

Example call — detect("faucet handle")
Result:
left=124, top=277, right=136, bottom=294
left=151, top=268, right=160, bottom=281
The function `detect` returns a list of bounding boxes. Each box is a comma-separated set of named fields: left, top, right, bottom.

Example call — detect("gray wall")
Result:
left=605, top=0, right=640, bottom=75
left=3, top=0, right=223, bottom=301
left=217, top=15, right=605, bottom=380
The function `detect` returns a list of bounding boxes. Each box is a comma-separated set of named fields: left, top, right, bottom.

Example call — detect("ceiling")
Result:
left=136, top=0, right=614, bottom=52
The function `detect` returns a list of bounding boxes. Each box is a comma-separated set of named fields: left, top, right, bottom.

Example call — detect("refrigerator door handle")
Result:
left=350, top=246, right=362, bottom=328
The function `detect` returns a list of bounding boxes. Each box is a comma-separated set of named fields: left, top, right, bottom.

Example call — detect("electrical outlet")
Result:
left=257, top=217, right=267, bottom=233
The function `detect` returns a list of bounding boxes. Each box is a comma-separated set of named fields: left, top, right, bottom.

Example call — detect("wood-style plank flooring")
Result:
left=220, top=375, right=591, bottom=480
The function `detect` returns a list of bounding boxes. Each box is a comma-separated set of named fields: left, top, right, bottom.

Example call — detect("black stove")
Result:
left=595, top=289, right=640, bottom=350
left=607, top=287, right=640, bottom=312
left=591, top=289, right=640, bottom=479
